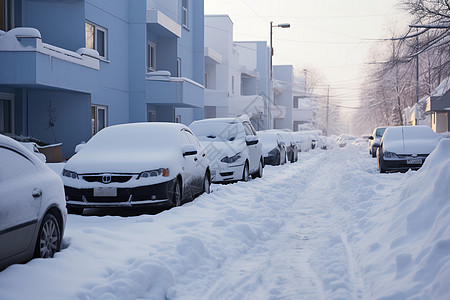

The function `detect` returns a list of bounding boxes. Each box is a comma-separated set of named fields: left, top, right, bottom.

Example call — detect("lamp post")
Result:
left=270, top=21, right=290, bottom=80
left=269, top=21, right=290, bottom=129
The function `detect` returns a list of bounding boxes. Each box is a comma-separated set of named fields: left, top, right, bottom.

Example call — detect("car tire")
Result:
left=252, top=159, right=263, bottom=179
left=242, top=162, right=249, bottom=182
left=67, top=207, right=83, bottom=215
left=170, top=179, right=182, bottom=207
left=34, top=213, right=61, bottom=259
left=203, top=173, right=211, bottom=194
left=378, top=157, right=386, bottom=173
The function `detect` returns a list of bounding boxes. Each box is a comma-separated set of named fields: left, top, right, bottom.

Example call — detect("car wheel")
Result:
left=252, top=159, right=263, bottom=179
left=67, top=207, right=83, bottom=215
left=203, top=173, right=211, bottom=194
left=169, top=179, right=182, bottom=207
left=242, top=162, right=249, bottom=182
left=378, top=157, right=386, bottom=173
left=35, top=213, right=61, bottom=259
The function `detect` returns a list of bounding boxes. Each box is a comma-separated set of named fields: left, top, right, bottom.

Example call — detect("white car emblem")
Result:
left=102, top=174, right=112, bottom=184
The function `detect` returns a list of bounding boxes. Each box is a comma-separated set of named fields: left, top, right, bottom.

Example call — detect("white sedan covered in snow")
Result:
left=62, top=123, right=210, bottom=214
left=377, top=125, right=441, bottom=173
left=0, top=135, right=66, bottom=270
left=189, top=117, right=264, bottom=183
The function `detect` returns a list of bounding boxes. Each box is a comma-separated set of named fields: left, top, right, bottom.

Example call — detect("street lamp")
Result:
left=270, top=21, right=290, bottom=80
left=268, top=21, right=290, bottom=129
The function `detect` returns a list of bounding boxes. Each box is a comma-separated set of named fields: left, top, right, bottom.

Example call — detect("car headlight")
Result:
left=383, top=151, right=398, bottom=159
left=62, top=169, right=79, bottom=179
left=138, top=168, right=170, bottom=179
left=221, top=153, right=241, bottom=164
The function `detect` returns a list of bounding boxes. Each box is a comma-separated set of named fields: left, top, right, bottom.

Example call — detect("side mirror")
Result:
left=182, top=144, right=197, bottom=157
left=279, top=141, right=286, bottom=146
left=74, top=142, right=86, bottom=153
left=368, top=136, right=374, bottom=140
left=245, top=135, right=259, bottom=146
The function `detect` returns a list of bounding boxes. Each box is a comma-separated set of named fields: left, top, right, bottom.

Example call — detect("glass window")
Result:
left=0, top=147, right=37, bottom=181
left=85, top=21, right=107, bottom=58
left=85, top=22, right=95, bottom=50
left=177, top=57, right=181, bottom=77
left=1, top=0, right=5, bottom=31
left=182, top=0, right=188, bottom=28
left=91, top=105, right=108, bottom=136
left=147, top=42, right=156, bottom=72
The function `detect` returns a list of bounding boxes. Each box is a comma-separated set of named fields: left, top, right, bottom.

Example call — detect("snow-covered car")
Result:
left=377, top=125, right=441, bottom=173
left=291, top=131, right=312, bottom=152
left=189, top=117, right=264, bottom=183
left=257, top=131, right=287, bottom=166
left=275, top=131, right=298, bottom=163
left=0, top=134, right=66, bottom=271
left=368, top=126, right=386, bottom=158
left=62, top=123, right=210, bottom=214
left=336, top=134, right=356, bottom=148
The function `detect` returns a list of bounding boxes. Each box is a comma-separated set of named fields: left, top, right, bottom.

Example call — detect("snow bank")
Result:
left=355, top=139, right=450, bottom=299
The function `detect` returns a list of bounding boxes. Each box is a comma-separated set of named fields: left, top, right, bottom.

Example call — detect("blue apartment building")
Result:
left=0, top=0, right=204, bottom=157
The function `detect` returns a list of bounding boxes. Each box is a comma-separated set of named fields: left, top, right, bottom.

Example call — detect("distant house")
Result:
left=0, top=0, right=204, bottom=157
left=273, top=65, right=313, bottom=131
left=425, top=78, right=450, bottom=133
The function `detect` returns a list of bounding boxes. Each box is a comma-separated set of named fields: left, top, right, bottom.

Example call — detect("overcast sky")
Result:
left=205, top=0, right=411, bottom=108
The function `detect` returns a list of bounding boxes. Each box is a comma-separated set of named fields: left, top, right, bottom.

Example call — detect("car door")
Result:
left=185, top=129, right=207, bottom=194
left=242, top=121, right=260, bottom=172
left=0, top=146, right=42, bottom=261
left=180, top=129, right=202, bottom=197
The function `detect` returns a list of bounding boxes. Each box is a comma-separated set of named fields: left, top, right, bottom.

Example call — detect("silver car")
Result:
left=0, top=134, right=66, bottom=271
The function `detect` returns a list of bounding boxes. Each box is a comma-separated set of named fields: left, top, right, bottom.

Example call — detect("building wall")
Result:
left=86, top=0, right=130, bottom=127
left=273, top=65, right=293, bottom=130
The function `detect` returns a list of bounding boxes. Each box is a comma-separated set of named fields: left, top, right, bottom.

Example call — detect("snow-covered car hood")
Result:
left=384, top=138, right=440, bottom=155
left=199, top=139, right=246, bottom=163
left=65, top=149, right=180, bottom=175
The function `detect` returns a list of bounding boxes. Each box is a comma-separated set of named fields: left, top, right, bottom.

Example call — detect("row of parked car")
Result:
left=0, top=116, right=329, bottom=270
left=368, top=125, right=443, bottom=173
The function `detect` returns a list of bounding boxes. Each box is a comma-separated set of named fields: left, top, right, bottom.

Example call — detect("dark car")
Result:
left=369, top=126, right=386, bottom=158
left=0, top=135, right=66, bottom=271
left=257, top=131, right=287, bottom=166
left=377, top=126, right=440, bottom=173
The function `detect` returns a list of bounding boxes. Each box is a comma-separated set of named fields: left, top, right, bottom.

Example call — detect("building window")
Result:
left=0, top=93, right=13, bottom=134
left=85, top=21, right=107, bottom=58
left=182, top=0, right=188, bottom=29
left=91, top=105, right=107, bottom=136
left=1, top=0, right=13, bottom=31
left=177, top=57, right=181, bottom=77
left=231, top=76, right=235, bottom=96
left=147, top=41, right=156, bottom=72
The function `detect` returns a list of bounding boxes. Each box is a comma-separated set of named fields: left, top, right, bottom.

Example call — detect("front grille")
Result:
left=220, top=172, right=234, bottom=177
left=82, top=175, right=133, bottom=183
left=396, top=154, right=428, bottom=159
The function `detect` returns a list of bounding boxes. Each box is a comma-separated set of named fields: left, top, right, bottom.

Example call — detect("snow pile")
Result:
left=0, top=141, right=449, bottom=299
left=354, top=139, right=450, bottom=299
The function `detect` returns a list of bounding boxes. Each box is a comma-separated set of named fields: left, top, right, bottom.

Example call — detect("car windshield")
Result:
left=258, top=133, right=278, bottom=148
left=403, top=126, right=437, bottom=140
left=375, top=127, right=386, bottom=137
left=191, top=122, right=244, bottom=142
left=83, top=124, right=178, bottom=152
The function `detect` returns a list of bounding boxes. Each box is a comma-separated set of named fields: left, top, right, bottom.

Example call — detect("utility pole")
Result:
left=325, top=85, right=330, bottom=136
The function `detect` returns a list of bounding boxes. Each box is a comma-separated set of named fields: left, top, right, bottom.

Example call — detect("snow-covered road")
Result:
left=0, top=141, right=449, bottom=300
